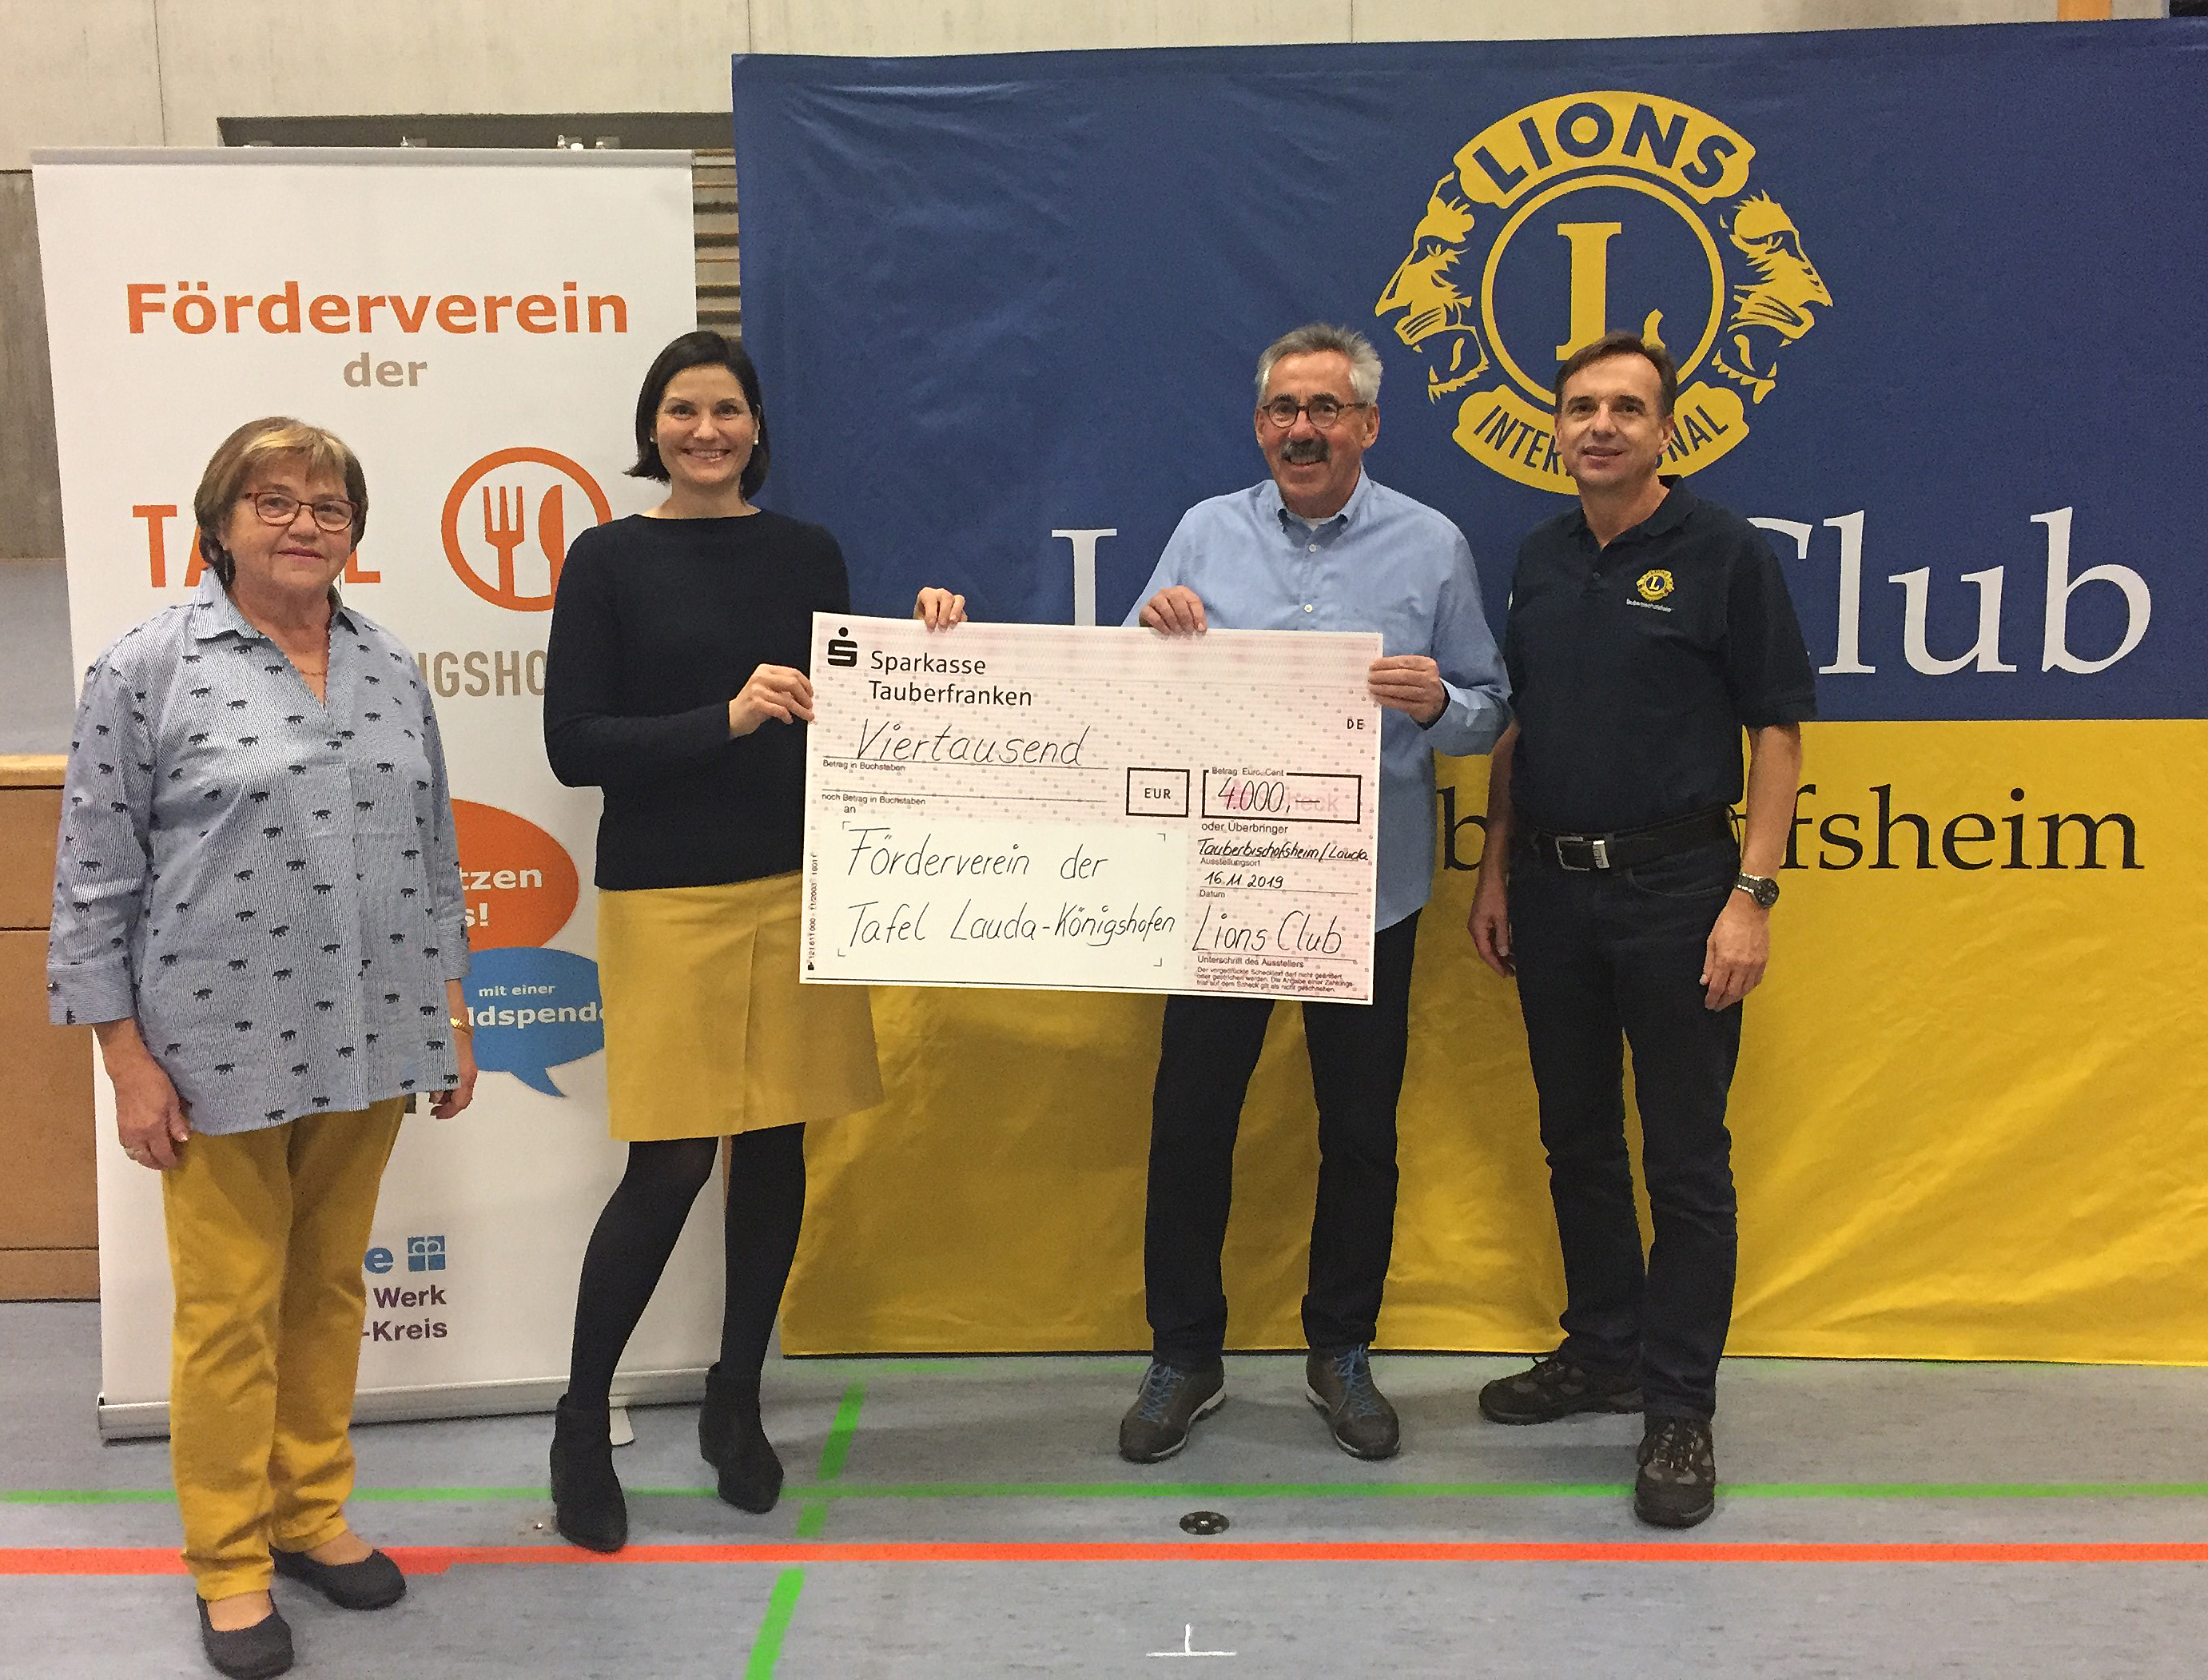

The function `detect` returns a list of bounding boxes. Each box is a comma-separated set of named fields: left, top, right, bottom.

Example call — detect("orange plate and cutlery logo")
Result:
left=440, top=447, right=612, bottom=611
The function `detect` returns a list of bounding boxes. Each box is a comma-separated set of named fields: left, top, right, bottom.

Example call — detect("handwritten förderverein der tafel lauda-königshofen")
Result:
left=801, top=615, right=1382, bottom=1002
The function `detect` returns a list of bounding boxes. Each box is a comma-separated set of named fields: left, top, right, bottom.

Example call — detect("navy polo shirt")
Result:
left=1502, top=481, right=1816, bottom=835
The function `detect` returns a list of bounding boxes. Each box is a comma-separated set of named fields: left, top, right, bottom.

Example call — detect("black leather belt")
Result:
left=1520, top=806, right=1735, bottom=872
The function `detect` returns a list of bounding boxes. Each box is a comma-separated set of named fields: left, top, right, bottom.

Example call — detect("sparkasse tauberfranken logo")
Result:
left=1376, top=92, right=1832, bottom=492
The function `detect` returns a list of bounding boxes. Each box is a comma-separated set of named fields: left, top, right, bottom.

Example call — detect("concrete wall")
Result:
left=2, top=0, right=2166, bottom=170
left=0, top=563, right=72, bottom=754
left=0, top=173, right=67, bottom=742
left=0, top=177, right=61, bottom=559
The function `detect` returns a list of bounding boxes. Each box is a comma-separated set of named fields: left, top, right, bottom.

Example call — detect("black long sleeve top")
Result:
left=543, top=511, right=850, bottom=890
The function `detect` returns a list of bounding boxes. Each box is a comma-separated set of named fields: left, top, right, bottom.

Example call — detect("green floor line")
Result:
left=793, top=1360, right=1098, bottom=1374
left=0, top=1490, right=177, bottom=1506
left=353, top=1486, right=547, bottom=1503
left=1738, top=1483, right=2208, bottom=1500
left=742, top=1567, right=805, bottom=1679
left=791, top=1382, right=866, bottom=1543
left=769, top=1480, right=2208, bottom=1503
left=816, top=1383, right=866, bottom=1484
left=10, top=1479, right=2208, bottom=1507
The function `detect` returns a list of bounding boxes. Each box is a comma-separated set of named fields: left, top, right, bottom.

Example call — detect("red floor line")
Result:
left=6, top=1540, right=2208, bottom=1575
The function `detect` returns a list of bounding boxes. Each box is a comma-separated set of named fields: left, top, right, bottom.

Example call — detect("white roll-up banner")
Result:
left=32, top=148, right=714, bottom=1437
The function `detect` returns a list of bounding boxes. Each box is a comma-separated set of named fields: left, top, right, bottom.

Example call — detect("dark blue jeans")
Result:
left=1144, top=912, right=1420, bottom=1365
left=1507, top=837, right=1743, bottom=1421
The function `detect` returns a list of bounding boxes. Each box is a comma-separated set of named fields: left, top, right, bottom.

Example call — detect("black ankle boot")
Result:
left=550, top=1395, right=628, bottom=1552
left=699, top=1364, right=784, bottom=1514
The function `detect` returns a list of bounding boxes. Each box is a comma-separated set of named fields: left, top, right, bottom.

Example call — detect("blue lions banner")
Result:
left=734, top=23, right=2208, bottom=1362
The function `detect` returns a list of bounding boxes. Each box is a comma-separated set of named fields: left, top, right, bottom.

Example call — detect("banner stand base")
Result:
left=97, top=1365, right=709, bottom=1442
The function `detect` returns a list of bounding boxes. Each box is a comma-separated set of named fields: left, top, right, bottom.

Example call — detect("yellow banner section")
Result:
left=784, top=720, right=2208, bottom=1364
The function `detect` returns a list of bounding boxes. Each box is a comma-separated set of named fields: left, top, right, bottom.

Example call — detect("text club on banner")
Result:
left=33, top=149, right=712, bottom=1433
left=730, top=26, right=2208, bottom=1361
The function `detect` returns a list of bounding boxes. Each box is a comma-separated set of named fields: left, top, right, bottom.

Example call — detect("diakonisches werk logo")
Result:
left=1376, top=91, right=1832, bottom=493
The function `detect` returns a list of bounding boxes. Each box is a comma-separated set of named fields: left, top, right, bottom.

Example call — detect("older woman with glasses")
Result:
left=48, top=416, right=475, bottom=1680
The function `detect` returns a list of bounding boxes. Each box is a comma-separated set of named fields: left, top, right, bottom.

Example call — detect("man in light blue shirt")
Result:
left=1117, top=323, right=1509, bottom=1467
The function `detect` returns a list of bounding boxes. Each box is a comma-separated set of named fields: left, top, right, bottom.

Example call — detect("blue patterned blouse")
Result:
left=47, top=574, right=470, bottom=1135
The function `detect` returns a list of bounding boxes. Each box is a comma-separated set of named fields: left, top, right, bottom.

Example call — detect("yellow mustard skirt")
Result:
left=597, top=871, right=881, bottom=1141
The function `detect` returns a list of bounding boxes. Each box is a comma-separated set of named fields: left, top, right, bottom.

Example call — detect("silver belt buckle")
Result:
left=1554, top=834, right=1604, bottom=871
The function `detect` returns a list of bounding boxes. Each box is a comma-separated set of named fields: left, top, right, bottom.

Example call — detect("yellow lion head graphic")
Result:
left=1708, top=193, right=1833, bottom=405
left=1375, top=173, right=1490, bottom=402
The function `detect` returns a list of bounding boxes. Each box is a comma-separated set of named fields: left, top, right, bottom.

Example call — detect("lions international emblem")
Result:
left=1375, top=93, right=1832, bottom=492
left=1636, top=568, right=1675, bottom=603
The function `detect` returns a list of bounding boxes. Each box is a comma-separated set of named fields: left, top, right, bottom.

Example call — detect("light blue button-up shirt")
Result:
left=47, top=574, right=469, bottom=1135
left=1125, top=471, right=1509, bottom=931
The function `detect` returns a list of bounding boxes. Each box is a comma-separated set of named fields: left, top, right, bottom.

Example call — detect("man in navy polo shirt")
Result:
left=1118, top=323, right=1510, bottom=1466
left=1467, top=331, right=1815, bottom=1528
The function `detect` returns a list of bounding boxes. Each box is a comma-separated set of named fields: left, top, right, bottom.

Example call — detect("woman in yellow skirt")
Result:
left=540, top=332, right=885, bottom=1550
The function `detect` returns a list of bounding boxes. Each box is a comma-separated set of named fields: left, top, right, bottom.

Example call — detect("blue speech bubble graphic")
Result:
left=463, top=945, right=603, bottom=1097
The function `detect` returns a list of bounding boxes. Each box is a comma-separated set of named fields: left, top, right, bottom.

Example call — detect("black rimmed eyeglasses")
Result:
left=237, top=491, right=357, bottom=533
left=1257, top=396, right=1369, bottom=431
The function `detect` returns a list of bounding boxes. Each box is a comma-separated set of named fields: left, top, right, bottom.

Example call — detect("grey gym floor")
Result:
left=2, top=1303, right=2203, bottom=1677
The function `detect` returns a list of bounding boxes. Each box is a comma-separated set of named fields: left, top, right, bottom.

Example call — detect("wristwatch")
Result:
left=1733, top=872, right=1780, bottom=909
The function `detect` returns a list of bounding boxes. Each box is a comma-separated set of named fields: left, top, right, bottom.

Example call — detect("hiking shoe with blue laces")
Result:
left=1117, top=1360, right=1225, bottom=1463
left=1305, top=1344, right=1401, bottom=1460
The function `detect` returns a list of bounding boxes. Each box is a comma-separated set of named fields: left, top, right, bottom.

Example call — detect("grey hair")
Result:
left=1255, top=323, right=1384, bottom=405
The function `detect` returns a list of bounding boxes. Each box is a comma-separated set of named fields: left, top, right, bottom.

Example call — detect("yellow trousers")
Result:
left=161, top=1098, right=404, bottom=1600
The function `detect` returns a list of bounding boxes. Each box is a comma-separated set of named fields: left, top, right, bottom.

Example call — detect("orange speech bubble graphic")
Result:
left=442, top=447, right=611, bottom=611
left=452, top=799, right=581, bottom=949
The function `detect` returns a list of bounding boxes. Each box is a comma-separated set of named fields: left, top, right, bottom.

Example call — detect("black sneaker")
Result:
left=1117, top=1360, right=1225, bottom=1463
left=1634, top=1415, right=1717, bottom=1528
left=1305, top=1345, right=1401, bottom=1461
left=1478, top=1351, right=1641, bottom=1424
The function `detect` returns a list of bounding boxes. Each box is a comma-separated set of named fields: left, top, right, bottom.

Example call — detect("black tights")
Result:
left=564, top=1125, right=807, bottom=1408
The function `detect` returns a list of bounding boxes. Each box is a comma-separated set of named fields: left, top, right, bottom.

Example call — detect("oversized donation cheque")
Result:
left=801, top=615, right=1384, bottom=1001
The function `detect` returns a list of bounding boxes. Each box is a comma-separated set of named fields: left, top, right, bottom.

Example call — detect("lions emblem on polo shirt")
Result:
left=1375, top=92, right=1832, bottom=494
left=1636, top=568, right=1675, bottom=603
